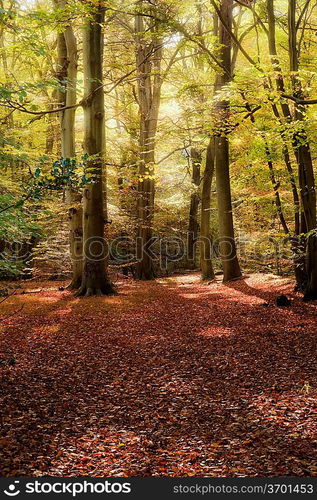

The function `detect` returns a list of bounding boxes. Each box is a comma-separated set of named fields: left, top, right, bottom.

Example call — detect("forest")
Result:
left=0, top=0, right=316, bottom=480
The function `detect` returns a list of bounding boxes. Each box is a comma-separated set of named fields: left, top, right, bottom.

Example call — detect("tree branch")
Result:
left=210, top=0, right=263, bottom=72
left=281, top=93, right=317, bottom=105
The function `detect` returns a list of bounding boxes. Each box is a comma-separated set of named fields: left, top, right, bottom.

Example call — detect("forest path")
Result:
left=0, top=273, right=316, bottom=477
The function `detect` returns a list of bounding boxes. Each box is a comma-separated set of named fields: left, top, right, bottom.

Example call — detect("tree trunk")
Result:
left=264, top=140, right=289, bottom=235
left=200, top=140, right=215, bottom=280
left=45, top=108, right=56, bottom=155
left=288, top=0, right=317, bottom=299
left=76, top=4, right=113, bottom=296
left=266, top=0, right=299, bottom=222
left=54, top=0, right=83, bottom=289
left=64, top=24, right=83, bottom=289
left=135, top=9, right=163, bottom=280
left=187, top=147, right=201, bottom=269
left=266, top=0, right=304, bottom=287
left=214, top=0, right=242, bottom=282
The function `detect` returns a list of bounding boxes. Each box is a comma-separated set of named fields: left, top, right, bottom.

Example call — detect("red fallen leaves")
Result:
left=0, top=272, right=316, bottom=477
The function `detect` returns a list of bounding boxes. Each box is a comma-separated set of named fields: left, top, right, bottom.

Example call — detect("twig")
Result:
left=0, top=289, right=17, bottom=305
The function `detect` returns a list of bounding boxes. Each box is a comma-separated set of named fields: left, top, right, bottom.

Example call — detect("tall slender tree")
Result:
left=200, top=140, right=215, bottom=279
left=214, top=0, right=242, bottom=281
left=135, top=2, right=163, bottom=280
left=288, top=0, right=317, bottom=299
left=55, top=0, right=83, bottom=289
left=266, top=0, right=302, bottom=285
left=187, top=146, right=201, bottom=269
left=199, top=6, right=218, bottom=281
left=76, top=1, right=113, bottom=296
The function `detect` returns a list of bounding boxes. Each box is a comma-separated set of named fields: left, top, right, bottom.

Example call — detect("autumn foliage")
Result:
left=0, top=273, right=316, bottom=476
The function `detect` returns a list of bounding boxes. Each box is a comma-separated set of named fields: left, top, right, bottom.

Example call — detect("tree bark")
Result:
left=200, top=140, right=215, bottom=280
left=187, top=147, right=201, bottom=269
left=76, top=3, right=113, bottom=296
left=264, top=140, right=289, bottom=235
left=288, top=0, right=317, bottom=299
left=135, top=8, right=163, bottom=280
left=266, top=0, right=304, bottom=287
left=214, top=0, right=242, bottom=282
left=64, top=24, right=83, bottom=290
left=54, top=0, right=83, bottom=290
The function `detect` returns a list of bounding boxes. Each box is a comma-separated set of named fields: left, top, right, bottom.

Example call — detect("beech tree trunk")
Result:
left=288, top=0, right=317, bottom=299
left=214, top=0, right=241, bottom=282
left=187, top=147, right=201, bottom=269
left=266, top=0, right=299, bottom=226
left=55, top=0, right=83, bottom=289
left=76, top=4, right=113, bottom=296
left=200, top=140, right=215, bottom=280
left=64, top=24, right=83, bottom=290
left=199, top=5, right=218, bottom=281
left=135, top=9, right=162, bottom=280
left=266, top=0, right=304, bottom=286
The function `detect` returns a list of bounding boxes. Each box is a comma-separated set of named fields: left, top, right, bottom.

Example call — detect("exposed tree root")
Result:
left=222, top=274, right=244, bottom=283
left=74, top=281, right=116, bottom=297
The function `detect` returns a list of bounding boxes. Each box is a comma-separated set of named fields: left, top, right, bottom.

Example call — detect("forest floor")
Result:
left=0, top=272, right=316, bottom=477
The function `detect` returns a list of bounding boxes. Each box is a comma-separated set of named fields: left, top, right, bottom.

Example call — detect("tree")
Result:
left=2, top=0, right=317, bottom=299
left=266, top=0, right=302, bottom=285
left=135, top=3, right=163, bottom=280
left=76, top=1, right=113, bottom=296
left=288, top=0, right=317, bottom=299
left=214, top=0, right=242, bottom=282
left=187, top=146, right=201, bottom=269
left=54, top=0, right=83, bottom=290
left=200, top=140, right=215, bottom=279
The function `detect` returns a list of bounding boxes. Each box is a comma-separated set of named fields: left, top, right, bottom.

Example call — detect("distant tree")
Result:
left=187, top=147, right=201, bottom=269
left=200, top=141, right=215, bottom=280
